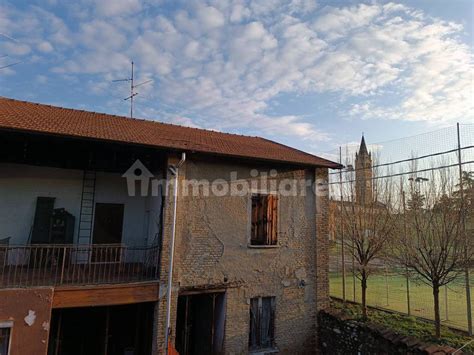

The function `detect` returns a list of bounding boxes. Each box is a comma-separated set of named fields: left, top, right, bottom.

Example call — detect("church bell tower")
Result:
left=355, top=135, right=373, bottom=205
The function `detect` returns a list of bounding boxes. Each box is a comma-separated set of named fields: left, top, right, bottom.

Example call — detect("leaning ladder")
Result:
left=77, top=170, right=96, bottom=245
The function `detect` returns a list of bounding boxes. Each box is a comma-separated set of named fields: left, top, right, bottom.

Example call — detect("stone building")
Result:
left=0, top=97, right=340, bottom=354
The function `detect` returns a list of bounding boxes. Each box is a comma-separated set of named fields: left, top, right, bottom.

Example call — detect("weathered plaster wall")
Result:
left=0, top=288, right=53, bottom=355
left=154, top=156, right=329, bottom=354
left=0, top=163, right=157, bottom=246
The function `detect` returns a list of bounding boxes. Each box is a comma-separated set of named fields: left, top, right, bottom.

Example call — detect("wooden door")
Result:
left=92, top=203, right=124, bottom=244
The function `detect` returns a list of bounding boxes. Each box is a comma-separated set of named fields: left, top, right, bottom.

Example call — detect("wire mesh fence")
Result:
left=321, top=123, right=474, bottom=333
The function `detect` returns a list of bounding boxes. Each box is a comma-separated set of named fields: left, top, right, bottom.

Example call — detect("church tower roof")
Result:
left=358, top=135, right=369, bottom=156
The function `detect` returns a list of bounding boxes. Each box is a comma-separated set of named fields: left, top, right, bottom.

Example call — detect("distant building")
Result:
left=355, top=136, right=373, bottom=205
left=329, top=135, right=374, bottom=242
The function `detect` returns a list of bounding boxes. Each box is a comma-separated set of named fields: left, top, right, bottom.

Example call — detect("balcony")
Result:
left=0, top=243, right=160, bottom=288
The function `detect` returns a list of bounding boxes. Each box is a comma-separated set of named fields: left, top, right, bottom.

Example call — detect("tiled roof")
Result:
left=0, top=97, right=340, bottom=168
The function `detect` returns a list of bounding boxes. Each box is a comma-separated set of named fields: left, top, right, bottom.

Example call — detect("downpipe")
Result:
left=164, top=152, right=186, bottom=354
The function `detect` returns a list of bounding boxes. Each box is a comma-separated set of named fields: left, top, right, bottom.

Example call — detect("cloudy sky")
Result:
left=0, top=0, right=472, bottom=155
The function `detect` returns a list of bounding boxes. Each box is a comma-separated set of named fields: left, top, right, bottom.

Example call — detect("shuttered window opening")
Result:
left=249, top=296, right=276, bottom=351
left=250, top=194, right=278, bottom=246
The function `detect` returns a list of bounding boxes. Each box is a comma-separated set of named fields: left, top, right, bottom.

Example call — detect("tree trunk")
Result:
left=361, top=271, right=368, bottom=320
left=433, top=284, right=441, bottom=338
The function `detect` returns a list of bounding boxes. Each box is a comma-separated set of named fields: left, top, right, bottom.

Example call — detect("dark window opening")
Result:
left=249, top=296, right=275, bottom=351
left=250, top=194, right=278, bottom=246
left=0, top=326, right=11, bottom=355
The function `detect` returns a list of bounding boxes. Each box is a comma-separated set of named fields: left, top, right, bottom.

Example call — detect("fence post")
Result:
left=402, top=190, right=411, bottom=316
left=406, top=268, right=411, bottom=316
left=339, top=146, right=346, bottom=303
left=352, top=243, right=356, bottom=302
left=457, top=122, right=472, bottom=335
left=350, top=159, right=356, bottom=302
left=445, top=285, right=449, bottom=321
left=60, top=246, right=66, bottom=285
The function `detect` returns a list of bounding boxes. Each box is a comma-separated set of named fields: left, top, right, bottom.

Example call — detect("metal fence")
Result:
left=0, top=243, right=160, bottom=288
left=320, top=123, right=474, bottom=334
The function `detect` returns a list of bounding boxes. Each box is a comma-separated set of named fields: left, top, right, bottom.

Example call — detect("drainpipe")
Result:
left=164, top=152, right=186, bottom=354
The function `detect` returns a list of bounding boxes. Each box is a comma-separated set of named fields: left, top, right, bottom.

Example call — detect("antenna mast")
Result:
left=129, top=61, right=135, bottom=118
left=112, top=61, right=152, bottom=119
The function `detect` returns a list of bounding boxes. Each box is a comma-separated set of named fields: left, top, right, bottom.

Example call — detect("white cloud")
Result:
left=91, top=0, right=141, bottom=17
left=195, top=5, right=225, bottom=29
left=288, top=0, right=318, bottom=15
left=78, top=20, right=127, bottom=50
left=1, top=0, right=472, bottom=144
left=37, top=41, right=54, bottom=53
left=35, top=75, right=48, bottom=84
left=230, top=4, right=251, bottom=23
left=314, top=3, right=381, bottom=35
left=168, top=115, right=201, bottom=128
left=2, top=42, right=30, bottom=56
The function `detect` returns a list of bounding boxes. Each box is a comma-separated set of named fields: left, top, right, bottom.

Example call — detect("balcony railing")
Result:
left=0, top=243, right=160, bottom=288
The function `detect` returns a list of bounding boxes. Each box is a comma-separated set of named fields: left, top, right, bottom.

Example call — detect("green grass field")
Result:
left=329, top=272, right=474, bottom=332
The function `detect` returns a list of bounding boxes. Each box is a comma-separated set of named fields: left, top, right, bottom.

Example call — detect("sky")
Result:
left=0, top=0, right=473, bottom=156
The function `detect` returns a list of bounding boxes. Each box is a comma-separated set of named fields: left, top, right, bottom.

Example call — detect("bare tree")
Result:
left=339, top=167, right=396, bottom=319
left=394, top=168, right=471, bottom=338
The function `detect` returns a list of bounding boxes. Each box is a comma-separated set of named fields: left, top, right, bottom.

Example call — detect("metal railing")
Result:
left=0, top=243, right=160, bottom=288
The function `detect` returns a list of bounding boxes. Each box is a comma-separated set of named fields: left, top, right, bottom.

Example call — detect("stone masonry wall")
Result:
left=318, top=309, right=460, bottom=355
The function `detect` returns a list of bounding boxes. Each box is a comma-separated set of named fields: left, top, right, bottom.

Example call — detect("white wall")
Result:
left=0, top=163, right=159, bottom=246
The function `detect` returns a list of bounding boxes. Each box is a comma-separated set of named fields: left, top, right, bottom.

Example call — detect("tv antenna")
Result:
left=112, top=61, right=152, bottom=118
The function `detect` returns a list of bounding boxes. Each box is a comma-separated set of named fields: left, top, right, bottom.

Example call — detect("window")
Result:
left=249, top=297, right=275, bottom=351
left=250, top=194, right=278, bottom=246
left=0, top=322, right=12, bottom=355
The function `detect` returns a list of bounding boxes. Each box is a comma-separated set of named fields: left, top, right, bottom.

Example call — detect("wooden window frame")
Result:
left=249, top=193, right=278, bottom=246
left=249, top=296, right=276, bottom=351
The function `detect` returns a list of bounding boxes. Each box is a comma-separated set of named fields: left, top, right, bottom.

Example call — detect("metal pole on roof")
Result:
left=130, top=61, right=134, bottom=118
left=112, top=61, right=152, bottom=119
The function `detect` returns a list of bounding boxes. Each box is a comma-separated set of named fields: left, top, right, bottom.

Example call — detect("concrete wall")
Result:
left=0, top=288, right=53, bottom=355
left=156, top=156, right=330, bottom=354
left=0, top=163, right=158, bottom=246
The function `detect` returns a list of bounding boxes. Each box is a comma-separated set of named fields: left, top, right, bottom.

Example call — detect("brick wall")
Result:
left=155, top=155, right=330, bottom=354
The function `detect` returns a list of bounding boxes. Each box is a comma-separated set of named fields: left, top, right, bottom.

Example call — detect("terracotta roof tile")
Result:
left=0, top=97, right=340, bottom=168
